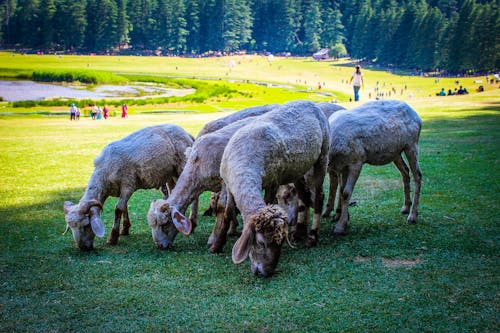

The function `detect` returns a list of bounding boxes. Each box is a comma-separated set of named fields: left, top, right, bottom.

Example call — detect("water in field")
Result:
left=0, top=80, right=194, bottom=102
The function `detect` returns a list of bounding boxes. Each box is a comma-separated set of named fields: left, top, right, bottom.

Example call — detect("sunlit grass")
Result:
left=0, top=53, right=498, bottom=331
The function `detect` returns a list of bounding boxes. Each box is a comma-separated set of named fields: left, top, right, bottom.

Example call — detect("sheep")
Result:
left=63, top=124, right=196, bottom=251
left=196, top=104, right=279, bottom=138
left=146, top=113, right=300, bottom=251
left=147, top=104, right=283, bottom=251
left=202, top=102, right=343, bottom=220
left=315, top=101, right=346, bottom=119
left=218, top=100, right=330, bottom=277
left=327, top=100, right=422, bottom=235
left=197, top=103, right=279, bottom=217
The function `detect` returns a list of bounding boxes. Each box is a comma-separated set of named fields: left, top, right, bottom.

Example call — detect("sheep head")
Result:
left=232, top=205, right=288, bottom=277
left=63, top=200, right=104, bottom=251
left=147, top=199, right=192, bottom=250
left=276, top=184, right=299, bottom=226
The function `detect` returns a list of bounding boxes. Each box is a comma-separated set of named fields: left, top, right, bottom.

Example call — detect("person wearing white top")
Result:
left=349, top=65, right=364, bottom=101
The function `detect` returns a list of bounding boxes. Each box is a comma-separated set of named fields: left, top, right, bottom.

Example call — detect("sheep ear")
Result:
left=64, top=201, right=75, bottom=214
left=89, top=211, right=105, bottom=238
left=232, top=224, right=254, bottom=264
left=171, top=207, right=192, bottom=235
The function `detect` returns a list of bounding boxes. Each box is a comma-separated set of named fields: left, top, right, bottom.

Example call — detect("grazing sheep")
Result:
left=200, top=103, right=343, bottom=217
left=315, top=102, right=346, bottom=119
left=196, top=104, right=279, bottom=138
left=147, top=104, right=282, bottom=251
left=64, top=124, right=195, bottom=250
left=147, top=117, right=269, bottom=250
left=327, top=100, right=422, bottom=235
left=219, top=100, right=329, bottom=277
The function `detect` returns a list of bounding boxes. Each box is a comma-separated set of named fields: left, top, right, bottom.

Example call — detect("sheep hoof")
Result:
left=107, top=229, right=120, bottom=245
left=292, top=223, right=308, bottom=241
left=407, top=215, right=418, bottom=224
left=400, top=206, right=410, bottom=215
left=107, top=238, right=118, bottom=245
left=227, top=230, right=241, bottom=237
left=209, top=245, right=223, bottom=254
left=305, top=230, right=318, bottom=248
left=333, top=223, right=348, bottom=236
left=120, top=229, right=130, bottom=236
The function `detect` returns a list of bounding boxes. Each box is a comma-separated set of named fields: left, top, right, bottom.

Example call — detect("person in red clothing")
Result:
left=103, top=105, right=109, bottom=119
left=121, top=104, right=128, bottom=118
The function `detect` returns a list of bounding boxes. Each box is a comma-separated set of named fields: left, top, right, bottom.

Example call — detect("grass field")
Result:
left=0, top=53, right=499, bottom=332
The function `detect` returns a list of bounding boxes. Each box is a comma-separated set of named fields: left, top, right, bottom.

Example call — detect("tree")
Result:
left=184, top=0, right=200, bottom=54
left=115, top=0, right=130, bottom=49
left=447, top=0, right=477, bottom=72
left=53, top=0, right=87, bottom=50
left=303, top=0, right=322, bottom=53
left=36, top=0, right=56, bottom=49
left=320, top=6, right=344, bottom=48
left=222, top=0, right=252, bottom=52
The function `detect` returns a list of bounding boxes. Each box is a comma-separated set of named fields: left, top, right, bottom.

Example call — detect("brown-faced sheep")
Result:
left=219, top=100, right=329, bottom=277
left=64, top=124, right=195, bottom=250
left=147, top=117, right=272, bottom=251
left=327, top=100, right=422, bottom=235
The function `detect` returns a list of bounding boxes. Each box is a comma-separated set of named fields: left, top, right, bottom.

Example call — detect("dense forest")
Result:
left=0, top=0, right=498, bottom=72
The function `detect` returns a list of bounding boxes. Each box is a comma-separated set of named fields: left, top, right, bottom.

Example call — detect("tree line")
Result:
left=0, top=0, right=498, bottom=72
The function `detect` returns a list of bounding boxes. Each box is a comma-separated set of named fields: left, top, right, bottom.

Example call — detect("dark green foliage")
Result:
left=1, top=0, right=498, bottom=72
left=32, top=69, right=127, bottom=84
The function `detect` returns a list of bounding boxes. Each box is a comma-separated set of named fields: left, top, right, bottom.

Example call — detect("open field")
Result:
left=0, top=54, right=499, bottom=331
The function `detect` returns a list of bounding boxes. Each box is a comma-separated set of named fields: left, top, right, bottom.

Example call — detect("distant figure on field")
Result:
left=457, top=86, right=469, bottom=95
left=69, top=103, right=78, bottom=121
left=121, top=104, right=128, bottom=118
left=103, top=105, right=109, bottom=119
left=349, top=65, right=364, bottom=101
left=75, top=107, right=80, bottom=120
left=91, top=103, right=98, bottom=120
left=437, top=88, right=446, bottom=96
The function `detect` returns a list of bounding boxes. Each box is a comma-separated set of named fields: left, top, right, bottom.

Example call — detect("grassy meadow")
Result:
left=0, top=53, right=499, bottom=332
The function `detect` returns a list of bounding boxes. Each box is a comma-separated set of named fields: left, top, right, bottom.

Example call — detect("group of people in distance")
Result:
left=436, top=86, right=469, bottom=96
left=69, top=103, right=128, bottom=120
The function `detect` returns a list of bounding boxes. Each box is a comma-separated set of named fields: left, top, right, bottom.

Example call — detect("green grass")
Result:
left=0, top=54, right=499, bottom=332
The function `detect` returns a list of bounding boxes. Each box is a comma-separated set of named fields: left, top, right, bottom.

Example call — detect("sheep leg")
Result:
left=306, top=188, right=324, bottom=248
left=393, top=155, right=412, bottom=214
left=291, top=179, right=311, bottom=241
left=322, top=170, right=339, bottom=218
left=209, top=190, right=235, bottom=254
left=207, top=190, right=227, bottom=246
left=107, top=193, right=130, bottom=244
left=404, top=145, right=422, bottom=224
left=334, top=165, right=362, bottom=235
left=188, top=197, right=199, bottom=232
left=264, top=184, right=278, bottom=204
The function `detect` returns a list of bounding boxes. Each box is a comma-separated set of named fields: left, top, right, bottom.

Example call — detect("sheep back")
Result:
left=197, top=104, right=279, bottom=138
left=93, top=124, right=193, bottom=195
left=328, top=100, right=422, bottom=168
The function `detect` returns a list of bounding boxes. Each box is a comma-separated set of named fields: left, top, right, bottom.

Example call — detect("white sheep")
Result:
left=146, top=116, right=301, bottom=251
left=197, top=104, right=279, bottom=217
left=219, top=100, right=330, bottom=277
left=64, top=124, right=195, bottom=250
left=327, top=100, right=422, bottom=235
left=196, top=104, right=279, bottom=138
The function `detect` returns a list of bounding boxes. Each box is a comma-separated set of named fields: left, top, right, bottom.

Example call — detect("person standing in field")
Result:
left=349, top=65, right=364, bottom=101
left=69, top=103, right=78, bottom=120
left=91, top=103, right=98, bottom=120
left=103, top=105, right=109, bottom=119
left=121, top=104, right=128, bottom=118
